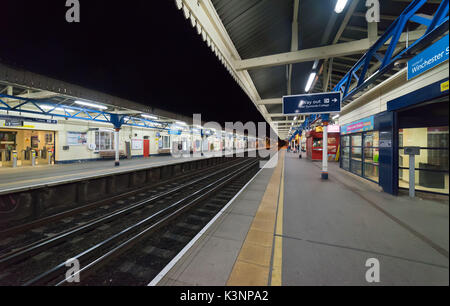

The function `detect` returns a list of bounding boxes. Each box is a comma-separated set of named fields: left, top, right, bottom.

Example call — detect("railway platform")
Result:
left=0, top=150, right=258, bottom=194
left=154, top=149, right=449, bottom=286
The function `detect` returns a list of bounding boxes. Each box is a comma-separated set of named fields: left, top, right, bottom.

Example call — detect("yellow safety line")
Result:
left=227, top=150, right=285, bottom=286
left=271, top=154, right=285, bottom=286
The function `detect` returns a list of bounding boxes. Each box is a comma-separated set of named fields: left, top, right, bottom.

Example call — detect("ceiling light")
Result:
left=40, top=105, right=73, bottom=112
left=74, top=100, right=108, bottom=110
left=176, top=121, right=186, bottom=125
left=142, top=114, right=157, bottom=120
left=332, top=114, right=340, bottom=120
left=334, top=0, right=348, bottom=13
left=304, top=72, right=317, bottom=92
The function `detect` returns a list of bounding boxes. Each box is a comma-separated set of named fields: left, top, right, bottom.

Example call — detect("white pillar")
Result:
left=322, top=124, right=328, bottom=179
left=114, top=128, right=120, bottom=167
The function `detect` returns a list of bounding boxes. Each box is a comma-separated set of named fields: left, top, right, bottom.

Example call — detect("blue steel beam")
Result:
left=333, top=0, right=449, bottom=101
left=0, top=93, right=170, bottom=131
left=289, top=0, right=449, bottom=140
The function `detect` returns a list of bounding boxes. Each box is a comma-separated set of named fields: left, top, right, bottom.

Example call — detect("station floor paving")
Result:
left=155, top=150, right=449, bottom=286
left=0, top=154, right=213, bottom=194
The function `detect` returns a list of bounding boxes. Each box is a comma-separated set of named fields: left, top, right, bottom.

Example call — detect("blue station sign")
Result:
left=407, top=34, right=449, bottom=80
left=168, top=129, right=182, bottom=135
left=283, top=92, right=341, bottom=115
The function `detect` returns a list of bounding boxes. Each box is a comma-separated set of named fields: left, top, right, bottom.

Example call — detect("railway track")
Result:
left=0, top=156, right=263, bottom=285
left=0, top=156, right=242, bottom=252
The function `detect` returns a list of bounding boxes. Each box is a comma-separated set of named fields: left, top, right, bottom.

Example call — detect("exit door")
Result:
left=143, top=139, right=150, bottom=158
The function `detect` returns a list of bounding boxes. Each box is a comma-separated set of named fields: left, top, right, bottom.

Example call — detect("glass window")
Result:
left=342, top=147, right=350, bottom=158
left=162, top=136, right=170, bottom=149
left=351, top=159, right=362, bottom=176
left=313, top=138, right=322, bottom=148
left=0, top=131, right=16, bottom=151
left=364, top=131, right=379, bottom=147
left=342, top=135, right=350, bottom=147
left=364, top=163, right=379, bottom=183
left=399, top=169, right=449, bottom=194
left=399, top=148, right=449, bottom=171
left=351, top=134, right=362, bottom=147
left=398, top=126, right=449, bottom=195
left=341, top=158, right=350, bottom=171
left=95, top=131, right=114, bottom=151
left=364, top=148, right=379, bottom=164
left=351, top=147, right=362, bottom=160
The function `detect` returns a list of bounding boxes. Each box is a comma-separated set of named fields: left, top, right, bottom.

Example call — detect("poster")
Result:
left=67, top=131, right=87, bottom=146
left=131, top=139, right=143, bottom=150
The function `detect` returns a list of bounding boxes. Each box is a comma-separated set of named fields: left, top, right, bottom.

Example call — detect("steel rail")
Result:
left=0, top=157, right=239, bottom=239
left=0, top=158, right=251, bottom=268
left=25, top=158, right=260, bottom=286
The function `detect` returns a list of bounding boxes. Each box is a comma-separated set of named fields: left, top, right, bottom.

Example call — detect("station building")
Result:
left=0, top=64, right=258, bottom=168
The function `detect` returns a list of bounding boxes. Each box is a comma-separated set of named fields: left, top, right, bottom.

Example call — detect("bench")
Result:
left=99, top=150, right=126, bottom=159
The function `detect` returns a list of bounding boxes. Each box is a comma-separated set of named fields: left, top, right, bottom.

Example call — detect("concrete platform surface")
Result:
left=156, top=155, right=278, bottom=286
left=154, top=149, right=449, bottom=286
left=282, top=151, right=449, bottom=285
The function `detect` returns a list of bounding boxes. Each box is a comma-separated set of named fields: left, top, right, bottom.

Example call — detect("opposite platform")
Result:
left=0, top=149, right=260, bottom=194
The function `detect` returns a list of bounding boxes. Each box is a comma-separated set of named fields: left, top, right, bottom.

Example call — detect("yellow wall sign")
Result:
left=441, top=80, right=449, bottom=92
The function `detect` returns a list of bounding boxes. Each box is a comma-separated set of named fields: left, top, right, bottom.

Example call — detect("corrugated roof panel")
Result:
left=213, top=0, right=293, bottom=59
left=211, top=0, right=431, bottom=117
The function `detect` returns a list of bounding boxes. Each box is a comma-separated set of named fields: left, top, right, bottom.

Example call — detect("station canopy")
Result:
left=175, top=0, right=443, bottom=139
left=0, top=62, right=202, bottom=131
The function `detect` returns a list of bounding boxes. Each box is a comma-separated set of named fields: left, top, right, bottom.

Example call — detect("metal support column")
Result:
left=114, top=128, right=120, bottom=167
left=321, top=114, right=330, bottom=180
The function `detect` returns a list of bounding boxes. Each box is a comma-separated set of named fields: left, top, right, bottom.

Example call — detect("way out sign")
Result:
left=283, top=92, right=341, bottom=115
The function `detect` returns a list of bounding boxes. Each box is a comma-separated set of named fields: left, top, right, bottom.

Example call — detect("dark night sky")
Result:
left=0, top=0, right=268, bottom=128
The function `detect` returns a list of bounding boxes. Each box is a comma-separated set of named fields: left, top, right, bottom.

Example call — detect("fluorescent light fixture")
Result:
left=294, top=116, right=298, bottom=121
left=176, top=121, right=186, bottom=125
left=142, top=114, right=157, bottom=120
left=40, top=105, right=73, bottom=112
left=304, top=72, right=317, bottom=92
left=332, top=114, right=340, bottom=120
left=334, top=0, right=348, bottom=13
left=74, top=100, right=108, bottom=110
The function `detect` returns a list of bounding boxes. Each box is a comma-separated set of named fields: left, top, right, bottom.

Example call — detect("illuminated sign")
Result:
left=283, top=92, right=341, bottom=115
left=408, top=34, right=449, bottom=80
left=341, top=116, right=374, bottom=135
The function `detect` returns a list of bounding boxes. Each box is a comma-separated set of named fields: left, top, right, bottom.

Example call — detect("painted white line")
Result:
left=147, top=151, right=278, bottom=286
